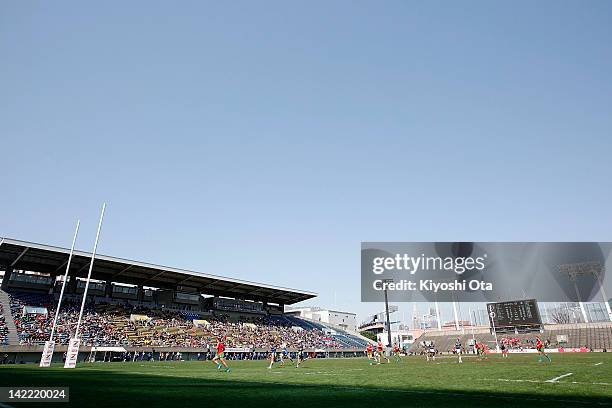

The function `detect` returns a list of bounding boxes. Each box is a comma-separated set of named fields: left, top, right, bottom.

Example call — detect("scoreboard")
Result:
left=487, top=299, right=542, bottom=328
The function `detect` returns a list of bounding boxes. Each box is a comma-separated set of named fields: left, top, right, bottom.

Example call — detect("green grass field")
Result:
left=0, top=353, right=611, bottom=407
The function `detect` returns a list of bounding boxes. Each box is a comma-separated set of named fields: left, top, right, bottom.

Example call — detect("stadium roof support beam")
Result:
left=139, top=271, right=166, bottom=285
left=10, top=247, right=29, bottom=267
left=111, top=265, right=133, bottom=279
left=176, top=276, right=193, bottom=285
left=76, top=263, right=90, bottom=275
left=201, top=279, right=221, bottom=289
left=54, top=257, right=70, bottom=272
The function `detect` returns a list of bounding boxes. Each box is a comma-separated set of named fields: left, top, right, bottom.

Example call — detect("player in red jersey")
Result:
left=377, top=341, right=390, bottom=364
left=475, top=341, right=488, bottom=360
left=536, top=337, right=551, bottom=363
left=392, top=342, right=401, bottom=363
left=366, top=343, right=375, bottom=365
left=212, top=337, right=231, bottom=372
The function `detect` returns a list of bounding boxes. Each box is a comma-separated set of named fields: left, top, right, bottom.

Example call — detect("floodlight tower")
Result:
left=382, top=278, right=393, bottom=347
left=558, top=262, right=612, bottom=322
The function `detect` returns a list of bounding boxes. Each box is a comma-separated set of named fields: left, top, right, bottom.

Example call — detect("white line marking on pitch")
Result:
left=595, top=362, right=603, bottom=366
left=546, top=373, right=574, bottom=383
left=480, top=378, right=611, bottom=387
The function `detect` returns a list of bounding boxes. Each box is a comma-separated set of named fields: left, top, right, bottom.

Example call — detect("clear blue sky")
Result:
left=1, top=1, right=611, bottom=322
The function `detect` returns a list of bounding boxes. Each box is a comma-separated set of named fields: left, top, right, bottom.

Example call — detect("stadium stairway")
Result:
left=0, top=289, right=19, bottom=345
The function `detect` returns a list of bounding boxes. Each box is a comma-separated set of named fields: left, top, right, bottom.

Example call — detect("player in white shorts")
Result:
left=455, top=338, right=463, bottom=363
left=426, top=343, right=436, bottom=361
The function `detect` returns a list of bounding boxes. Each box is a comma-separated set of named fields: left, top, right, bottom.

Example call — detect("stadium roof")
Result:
left=0, top=237, right=316, bottom=305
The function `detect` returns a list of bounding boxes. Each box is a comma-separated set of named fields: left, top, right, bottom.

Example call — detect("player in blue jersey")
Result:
left=426, top=342, right=436, bottom=362
left=455, top=338, right=463, bottom=363
left=279, top=343, right=293, bottom=366
left=296, top=343, right=305, bottom=368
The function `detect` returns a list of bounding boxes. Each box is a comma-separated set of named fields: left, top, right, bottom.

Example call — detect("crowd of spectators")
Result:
left=11, top=295, right=123, bottom=346
left=8, top=293, right=343, bottom=349
left=0, top=304, right=8, bottom=345
left=135, top=314, right=343, bottom=349
left=101, top=349, right=336, bottom=363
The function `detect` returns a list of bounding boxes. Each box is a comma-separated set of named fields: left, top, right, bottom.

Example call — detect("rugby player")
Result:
left=212, top=337, right=230, bottom=372
left=536, top=337, right=551, bottom=363
left=500, top=342, right=509, bottom=358
left=392, top=342, right=401, bottom=363
left=377, top=340, right=390, bottom=364
left=296, top=343, right=305, bottom=368
left=267, top=344, right=277, bottom=369
left=475, top=341, right=488, bottom=361
left=455, top=337, right=462, bottom=363
left=280, top=343, right=293, bottom=366
left=426, top=342, right=436, bottom=362
left=366, top=343, right=375, bottom=365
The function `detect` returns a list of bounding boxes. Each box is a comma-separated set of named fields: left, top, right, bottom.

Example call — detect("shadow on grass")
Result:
left=0, top=366, right=608, bottom=408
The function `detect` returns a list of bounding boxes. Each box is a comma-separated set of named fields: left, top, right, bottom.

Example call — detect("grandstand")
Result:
left=0, top=303, right=8, bottom=345
left=0, top=237, right=368, bottom=363
left=5, top=293, right=345, bottom=348
left=3, top=292, right=368, bottom=350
